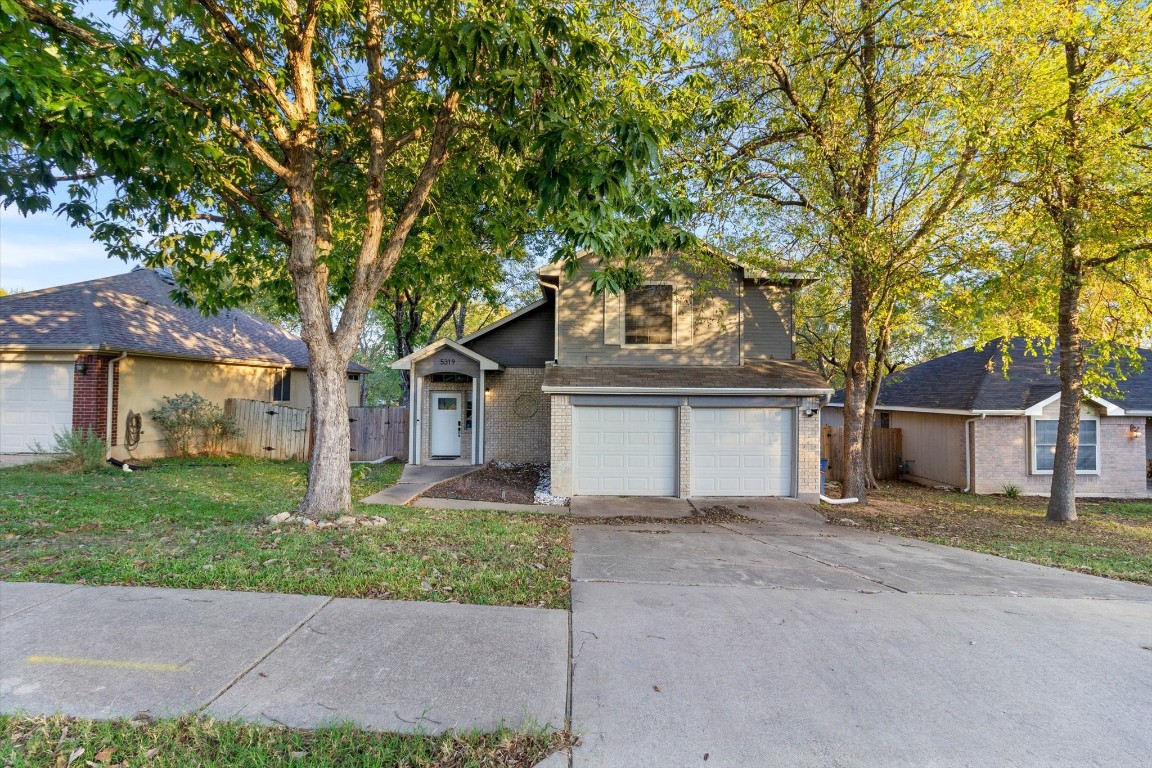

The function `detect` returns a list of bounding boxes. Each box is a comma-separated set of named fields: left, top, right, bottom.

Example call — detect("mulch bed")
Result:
left=424, top=464, right=543, bottom=505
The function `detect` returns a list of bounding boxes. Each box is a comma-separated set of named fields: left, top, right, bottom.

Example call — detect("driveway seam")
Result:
left=572, top=577, right=889, bottom=593
left=716, top=522, right=908, bottom=593
left=196, top=595, right=333, bottom=714
left=0, top=584, right=83, bottom=620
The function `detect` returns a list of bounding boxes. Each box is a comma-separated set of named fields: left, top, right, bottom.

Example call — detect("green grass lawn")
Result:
left=0, top=714, right=572, bottom=768
left=0, top=458, right=571, bottom=608
left=823, top=483, right=1152, bottom=584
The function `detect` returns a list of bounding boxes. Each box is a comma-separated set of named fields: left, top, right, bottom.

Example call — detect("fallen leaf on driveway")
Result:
left=653, top=685, right=661, bottom=692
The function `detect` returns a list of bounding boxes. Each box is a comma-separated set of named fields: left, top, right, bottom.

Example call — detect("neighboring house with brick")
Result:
left=0, top=268, right=365, bottom=460
left=822, top=338, right=1152, bottom=497
left=392, top=251, right=834, bottom=501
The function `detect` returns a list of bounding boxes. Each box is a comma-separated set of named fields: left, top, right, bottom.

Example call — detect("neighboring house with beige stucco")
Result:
left=0, top=268, right=365, bottom=460
left=822, top=338, right=1152, bottom=497
left=393, top=251, right=834, bottom=501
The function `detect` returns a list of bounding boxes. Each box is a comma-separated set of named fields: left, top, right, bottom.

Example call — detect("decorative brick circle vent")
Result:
left=513, top=392, right=540, bottom=419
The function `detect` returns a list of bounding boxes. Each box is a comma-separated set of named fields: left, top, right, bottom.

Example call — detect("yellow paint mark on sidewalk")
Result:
left=26, top=656, right=186, bottom=672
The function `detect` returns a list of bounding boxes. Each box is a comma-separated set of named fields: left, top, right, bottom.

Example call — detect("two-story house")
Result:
left=391, top=252, right=833, bottom=501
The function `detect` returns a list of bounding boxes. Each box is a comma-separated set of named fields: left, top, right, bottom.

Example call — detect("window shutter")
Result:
left=604, top=292, right=622, bottom=345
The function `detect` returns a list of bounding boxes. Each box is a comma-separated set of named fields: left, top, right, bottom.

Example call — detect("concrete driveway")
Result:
left=569, top=500, right=1152, bottom=768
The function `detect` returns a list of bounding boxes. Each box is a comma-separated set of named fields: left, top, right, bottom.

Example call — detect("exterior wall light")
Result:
left=1129, top=424, right=1143, bottom=440
left=74, top=359, right=87, bottom=375
left=803, top=408, right=817, bottom=418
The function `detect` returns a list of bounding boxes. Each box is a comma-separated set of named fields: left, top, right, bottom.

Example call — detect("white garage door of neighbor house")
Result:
left=0, top=362, right=75, bottom=453
left=693, top=408, right=793, bottom=496
left=573, top=406, right=677, bottom=496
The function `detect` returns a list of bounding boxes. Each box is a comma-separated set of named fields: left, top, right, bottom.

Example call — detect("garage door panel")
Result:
left=574, top=406, right=677, bottom=496
left=692, top=407, right=793, bottom=497
left=1, top=362, right=74, bottom=453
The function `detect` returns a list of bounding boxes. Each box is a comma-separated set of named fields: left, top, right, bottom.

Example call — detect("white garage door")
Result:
left=0, top=362, right=74, bottom=453
left=692, top=408, right=793, bottom=496
left=573, top=406, right=677, bottom=496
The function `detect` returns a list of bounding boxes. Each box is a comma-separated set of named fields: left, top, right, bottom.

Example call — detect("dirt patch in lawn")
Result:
left=424, top=464, right=543, bottom=505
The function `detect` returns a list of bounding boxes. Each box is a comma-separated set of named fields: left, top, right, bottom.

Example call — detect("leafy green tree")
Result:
left=678, top=0, right=1013, bottom=501
left=1, top=0, right=687, bottom=517
left=962, top=0, right=1152, bottom=521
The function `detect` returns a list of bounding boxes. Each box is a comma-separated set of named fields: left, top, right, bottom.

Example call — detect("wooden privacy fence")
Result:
left=225, top=399, right=311, bottom=461
left=822, top=426, right=903, bottom=483
left=349, top=406, right=408, bottom=462
left=224, top=399, right=409, bottom=463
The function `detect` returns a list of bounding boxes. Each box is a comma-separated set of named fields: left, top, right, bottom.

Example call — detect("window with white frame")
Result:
left=1032, top=417, right=1098, bottom=473
left=623, top=283, right=674, bottom=346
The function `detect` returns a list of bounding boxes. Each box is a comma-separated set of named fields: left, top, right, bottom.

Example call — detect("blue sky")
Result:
left=0, top=205, right=139, bottom=293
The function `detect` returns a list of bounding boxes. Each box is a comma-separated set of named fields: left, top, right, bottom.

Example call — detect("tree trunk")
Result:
left=453, top=300, right=468, bottom=340
left=842, top=264, right=872, bottom=502
left=1047, top=245, right=1085, bottom=522
left=300, top=349, right=353, bottom=517
left=1047, top=34, right=1087, bottom=523
left=862, top=324, right=891, bottom=489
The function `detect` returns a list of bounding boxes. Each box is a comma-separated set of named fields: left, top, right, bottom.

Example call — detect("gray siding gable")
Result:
left=463, top=300, right=555, bottom=367
left=555, top=253, right=796, bottom=367
left=742, top=281, right=794, bottom=360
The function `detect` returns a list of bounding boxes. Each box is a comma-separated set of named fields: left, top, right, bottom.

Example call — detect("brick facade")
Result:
left=71, top=354, right=119, bottom=441
left=973, top=410, right=1148, bottom=497
left=677, top=404, right=692, bottom=498
left=483, top=368, right=550, bottom=463
left=796, top=397, right=822, bottom=502
left=550, top=394, right=573, bottom=496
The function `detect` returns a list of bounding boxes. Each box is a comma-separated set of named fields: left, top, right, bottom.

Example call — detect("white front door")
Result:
left=692, top=408, right=794, bottom=496
left=573, top=406, right=678, bottom=496
left=0, top=362, right=75, bottom=453
left=430, top=392, right=462, bottom=457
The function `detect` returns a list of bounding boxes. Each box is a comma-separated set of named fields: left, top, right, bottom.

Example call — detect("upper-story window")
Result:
left=624, top=284, right=674, bottom=346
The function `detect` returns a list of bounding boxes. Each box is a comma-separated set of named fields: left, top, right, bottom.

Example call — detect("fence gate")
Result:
left=348, top=406, right=408, bottom=462
left=225, top=399, right=311, bottom=461
left=821, top=426, right=903, bottom=483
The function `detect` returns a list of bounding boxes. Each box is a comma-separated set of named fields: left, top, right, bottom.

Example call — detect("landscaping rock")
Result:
left=266, top=512, right=292, bottom=525
left=335, top=516, right=357, bottom=528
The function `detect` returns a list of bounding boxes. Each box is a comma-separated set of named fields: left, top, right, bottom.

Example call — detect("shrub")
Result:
left=147, top=393, right=243, bottom=457
left=1001, top=484, right=1021, bottom=499
left=31, top=427, right=106, bottom=473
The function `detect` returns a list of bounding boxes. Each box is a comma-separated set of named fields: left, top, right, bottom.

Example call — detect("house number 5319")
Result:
left=439, top=358, right=456, bottom=365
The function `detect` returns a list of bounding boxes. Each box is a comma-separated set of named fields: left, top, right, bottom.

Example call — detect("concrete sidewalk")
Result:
left=0, top=583, right=568, bottom=734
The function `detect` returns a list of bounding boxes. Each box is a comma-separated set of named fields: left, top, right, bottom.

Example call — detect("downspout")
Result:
left=105, top=351, right=128, bottom=459
left=963, top=413, right=986, bottom=493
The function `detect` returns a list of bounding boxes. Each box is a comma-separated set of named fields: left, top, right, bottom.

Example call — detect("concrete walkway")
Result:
left=0, top=583, right=567, bottom=734
left=568, top=501, right=1152, bottom=767
left=0, top=454, right=52, bottom=468
left=360, top=464, right=481, bottom=506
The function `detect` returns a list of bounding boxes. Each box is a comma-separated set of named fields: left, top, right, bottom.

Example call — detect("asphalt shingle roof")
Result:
left=543, top=360, right=831, bottom=391
left=0, top=269, right=367, bottom=371
left=837, top=338, right=1152, bottom=413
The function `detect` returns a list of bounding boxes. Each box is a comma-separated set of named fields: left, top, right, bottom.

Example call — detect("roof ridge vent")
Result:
left=152, top=266, right=176, bottom=285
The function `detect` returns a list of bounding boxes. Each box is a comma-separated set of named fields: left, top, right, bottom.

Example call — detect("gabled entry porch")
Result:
left=390, top=339, right=504, bottom=466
